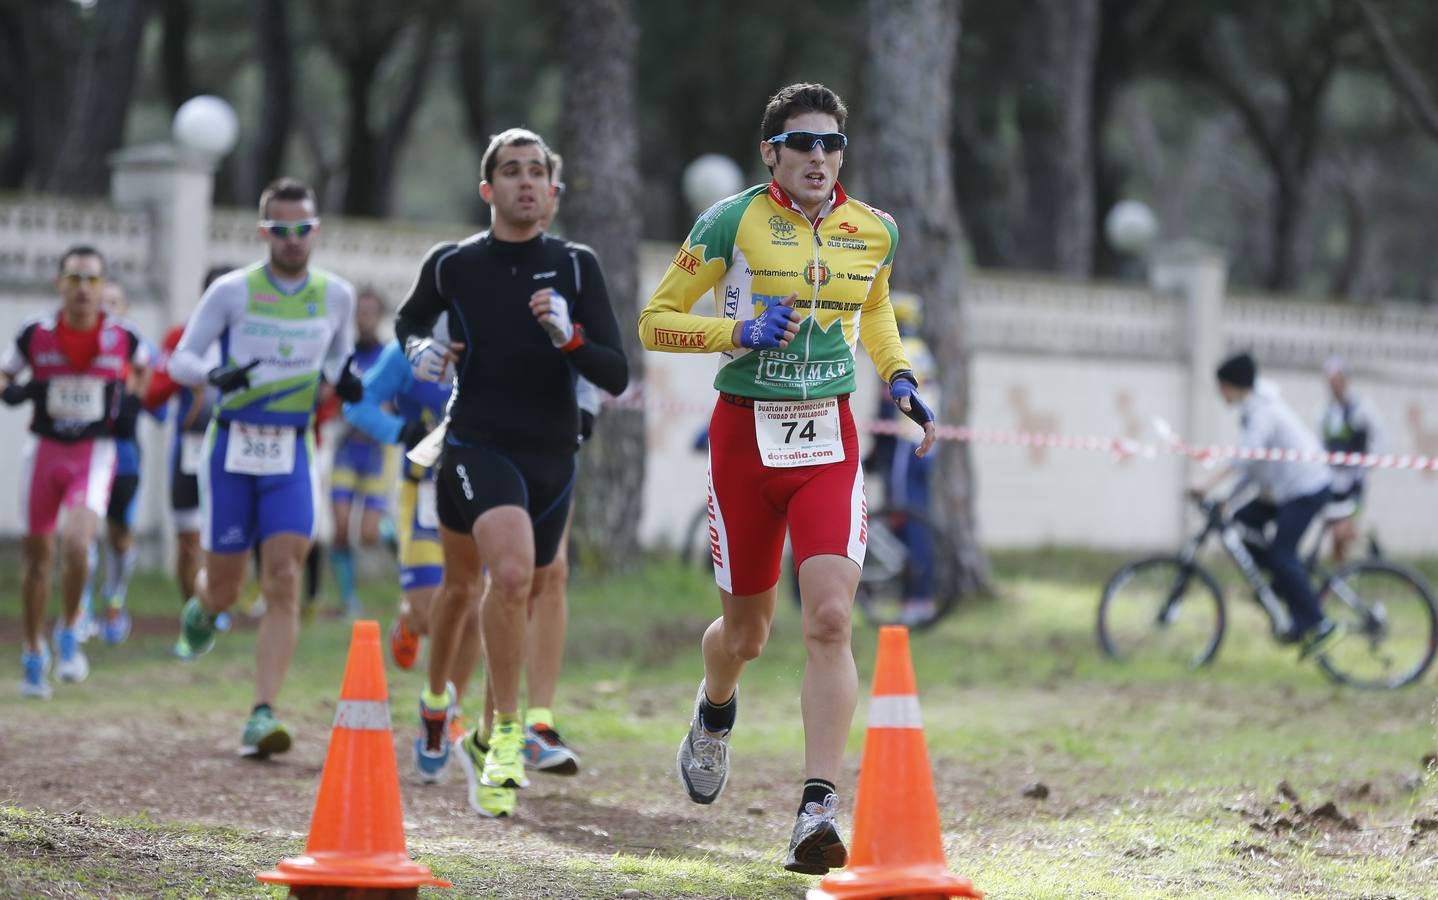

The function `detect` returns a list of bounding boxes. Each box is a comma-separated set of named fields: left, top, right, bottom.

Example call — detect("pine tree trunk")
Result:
left=43, top=0, right=149, bottom=196
left=861, top=0, right=991, bottom=595
left=243, top=0, right=294, bottom=202
left=558, top=0, right=644, bottom=572
left=1016, top=0, right=1099, bottom=276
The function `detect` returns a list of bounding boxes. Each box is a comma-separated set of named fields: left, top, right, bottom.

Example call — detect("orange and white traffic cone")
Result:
left=809, top=626, right=982, bottom=900
left=257, top=620, right=449, bottom=897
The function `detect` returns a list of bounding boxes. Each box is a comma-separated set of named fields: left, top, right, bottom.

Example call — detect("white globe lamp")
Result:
left=682, top=154, right=744, bottom=215
left=172, top=95, right=239, bottom=159
left=1105, top=199, right=1158, bottom=254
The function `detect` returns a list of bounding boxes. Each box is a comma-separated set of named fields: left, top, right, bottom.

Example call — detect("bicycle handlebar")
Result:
left=1188, top=493, right=1226, bottom=526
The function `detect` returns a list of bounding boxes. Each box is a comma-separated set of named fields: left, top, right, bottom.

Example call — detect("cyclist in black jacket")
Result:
left=394, top=127, right=627, bottom=818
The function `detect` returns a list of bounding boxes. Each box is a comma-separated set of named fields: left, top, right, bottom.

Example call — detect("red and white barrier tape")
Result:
left=602, top=391, right=1438, bottom=472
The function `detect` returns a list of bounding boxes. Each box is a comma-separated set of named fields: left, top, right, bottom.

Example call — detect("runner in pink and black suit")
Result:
left=1, top=245, right=149, bottom=698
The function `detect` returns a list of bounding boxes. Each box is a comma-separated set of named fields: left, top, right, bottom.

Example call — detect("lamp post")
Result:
left=1104, top=199, right=1158, bottom=257
left=682, top=154, right=744, bottom=216
left=172, top=95, right=240, bottom=161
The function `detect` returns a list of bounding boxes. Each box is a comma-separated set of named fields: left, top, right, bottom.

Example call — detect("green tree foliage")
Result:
left=4, top=0, right=1438, bottom=302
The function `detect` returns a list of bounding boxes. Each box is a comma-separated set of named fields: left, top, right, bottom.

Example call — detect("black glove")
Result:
left=578, top=409, right=596, bottom=444
left=336, top=354, right=364, bottom=404
left=207, top=359, right=261, bottom=393
left=399, top=418, right=429, bottom=450
left=2, top=381, right=31, bottom=406
left=118, top=392, right=143, bottom=419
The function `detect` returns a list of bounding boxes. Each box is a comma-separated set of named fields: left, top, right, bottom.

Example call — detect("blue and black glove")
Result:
left=888, top=370, right=935, bottom=427
left=738, top=302, right=799, bottom=350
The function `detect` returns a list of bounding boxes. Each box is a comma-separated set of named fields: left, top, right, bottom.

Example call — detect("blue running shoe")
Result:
left=414, top=683, right=456, bottom=783
left=102, top=605, right=132, bottom=646
left=524, top=720, right=580, bottom=776
left=20, top=648, right=50, bottom=699
left=54, top=628, right=89, bottom=684
left=214, top=611, right=233, bottom=633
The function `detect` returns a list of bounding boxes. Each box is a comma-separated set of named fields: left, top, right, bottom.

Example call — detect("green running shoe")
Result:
left=455, top=730, right=516, bottom=818
left=180, top=597, right=217, bottom=657
left=239, top=707, right=292, bottom=759
left=481, top=720, right=529, bottom=789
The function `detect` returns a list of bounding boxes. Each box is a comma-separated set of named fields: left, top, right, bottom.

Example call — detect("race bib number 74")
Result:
left=754, top=398, right=845, bottom=468
left=224, top=422, right=297, bottom=476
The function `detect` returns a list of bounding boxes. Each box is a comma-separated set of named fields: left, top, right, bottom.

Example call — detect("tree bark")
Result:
left=43, top=0, right=150, bottom=196
left=317, top=1, right=437, bottom=217
left=558, top=0, right=645, bottom=573
left=1171, top=2, right=1353, bottom=291
left=242, top=0, right=293, bottom=202
left=861, top=0, right=991, bottom=596
left=0, top=2, right=33, bottom=188
left=454, top=0, right=488, bottom=223
left=159, top=0, right=192, bottom=111
left=1355, top=0, right=1438, bottom=142
left=1016, top=0, right=1100, bottom=276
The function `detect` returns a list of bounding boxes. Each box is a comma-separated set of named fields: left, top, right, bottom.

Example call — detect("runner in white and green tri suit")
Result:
left=166, top=178, right=359, bottom=758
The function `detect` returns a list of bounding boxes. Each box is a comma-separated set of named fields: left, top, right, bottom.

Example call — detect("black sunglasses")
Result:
left=765, top=131, right=848, bottom=153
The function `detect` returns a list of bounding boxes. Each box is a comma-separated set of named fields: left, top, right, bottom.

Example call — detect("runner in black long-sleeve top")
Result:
left=395, top=232, right=627, bottom=450
left=392, top=128, right=628, bottom=819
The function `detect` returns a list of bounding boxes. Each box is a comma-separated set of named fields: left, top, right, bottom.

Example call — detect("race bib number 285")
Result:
left=224, top=423, right=297, bottom=476
left=753, top=398, right=845, bottom=468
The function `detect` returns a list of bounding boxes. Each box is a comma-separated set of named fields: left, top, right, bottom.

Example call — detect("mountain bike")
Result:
left=1096, top=495, right=1437, bottom=688
left=681, top=500, right=960, bottom=632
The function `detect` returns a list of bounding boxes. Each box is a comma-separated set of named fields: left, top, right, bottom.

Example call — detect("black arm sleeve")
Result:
left=567, top=248, right=629, bottom=397
left=394, top=243, right=455, bottom=349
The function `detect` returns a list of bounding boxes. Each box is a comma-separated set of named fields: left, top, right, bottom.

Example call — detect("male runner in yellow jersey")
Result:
left=639, top=82, right=937, bottom=875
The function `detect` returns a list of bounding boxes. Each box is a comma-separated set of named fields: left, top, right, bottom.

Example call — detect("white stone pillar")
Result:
left=1149, top=240, right=1229, bottom=530
left=108, top=143, right=218, bottom=325
left=108, top=143, right=219, bottom=575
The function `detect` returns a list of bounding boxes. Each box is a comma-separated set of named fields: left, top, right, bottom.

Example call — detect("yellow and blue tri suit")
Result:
left=342, top=341, right=451, bottom=590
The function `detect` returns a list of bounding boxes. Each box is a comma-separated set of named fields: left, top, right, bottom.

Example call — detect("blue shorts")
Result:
left=114, top=438, right=141, bottom=478
left=200, top=423, right=319, bottom=553
left=331, top=434, right=397, bottom=511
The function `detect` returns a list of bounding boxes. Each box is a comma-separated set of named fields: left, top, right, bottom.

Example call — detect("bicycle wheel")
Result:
left=1315, top=561, right=1438, bottom=689
left=681, top=502, right=715, bottom=571
left=1097, top=556, right=1226, bottom=669
left=854, top=506, right=958, bottom=632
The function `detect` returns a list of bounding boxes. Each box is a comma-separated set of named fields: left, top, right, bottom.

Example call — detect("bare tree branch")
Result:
left=1356, top=0, right=1438, bottom=141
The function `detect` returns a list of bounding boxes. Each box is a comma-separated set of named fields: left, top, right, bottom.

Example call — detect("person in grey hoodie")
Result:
left=1192, top=352, right=1342, bottom=658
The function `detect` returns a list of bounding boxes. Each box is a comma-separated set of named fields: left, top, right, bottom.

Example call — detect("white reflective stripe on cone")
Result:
left=333, top=699, right=392, bottom=731
left=868, top=694, right=923, bottom=729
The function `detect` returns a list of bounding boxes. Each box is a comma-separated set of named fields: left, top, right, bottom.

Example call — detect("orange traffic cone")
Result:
left=809, top=626, right=982, bottom=900
left=257, top=620, right=450, bottom=896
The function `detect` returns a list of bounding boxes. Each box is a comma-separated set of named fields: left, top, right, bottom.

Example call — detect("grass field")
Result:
left=2, top=549, right=1436, bottom=898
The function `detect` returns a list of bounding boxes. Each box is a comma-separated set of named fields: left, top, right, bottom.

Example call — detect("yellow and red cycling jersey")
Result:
left=639, top=181, right=912, bottom=401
